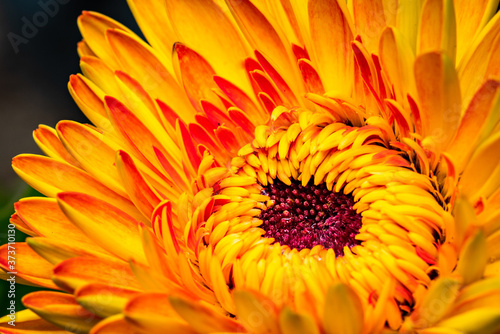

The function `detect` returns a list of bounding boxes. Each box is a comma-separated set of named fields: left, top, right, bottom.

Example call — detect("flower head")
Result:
left=2, top=0, right=500, bottom=333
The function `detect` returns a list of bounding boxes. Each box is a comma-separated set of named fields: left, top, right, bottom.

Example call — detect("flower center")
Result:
left=258, top=180, right=362, bottom=255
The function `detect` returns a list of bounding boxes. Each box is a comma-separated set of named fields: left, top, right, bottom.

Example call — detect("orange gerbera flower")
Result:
left=2, top=0, right=500, bottom=333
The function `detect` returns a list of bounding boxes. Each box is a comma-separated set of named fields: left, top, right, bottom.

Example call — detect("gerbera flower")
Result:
left=2, top=0, right=500, bottom=333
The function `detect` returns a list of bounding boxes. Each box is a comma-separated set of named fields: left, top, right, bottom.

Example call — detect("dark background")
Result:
left=0, top=0, right=140, bottom=316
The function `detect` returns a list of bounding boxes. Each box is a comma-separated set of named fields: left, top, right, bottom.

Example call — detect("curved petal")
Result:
left=57, top=192, right=147, bottom=265
left=0, top=242, right=58, bottom=290
left=52, top=256, right=142, bottom=293
left=124, top=293, right=197, bottom=334
left=23, top=291, right=101, bottom=333
left=12, top=154, right=144, bottom=222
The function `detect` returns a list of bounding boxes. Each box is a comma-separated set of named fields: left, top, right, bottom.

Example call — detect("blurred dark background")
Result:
left=0, top=0, right=140, bottom=316
left=0, top=0, right=140, bottom=201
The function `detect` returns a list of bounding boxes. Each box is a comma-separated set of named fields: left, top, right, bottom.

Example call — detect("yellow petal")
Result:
left=90, top=314, right=138, bottom=334
left=12, top=154, right=144, bottom=222
left=410, top=277, right=460, bottom=328
left=308, top=0, right=354, bottom=96
left=228, top=0, right=300, bottom=98
left=447, top=79, right=500, bottom=171
left=436, top=308, right=500, bottom=334
left=323, top=283, right=363, bottom=334
left=279, top=307, right=320, bottom=334
left=115, top=150, right=161, bottom=220
left=169, top=296, right=244, bottom=333
left=26, top=237, right=113, bottom=265
left=23, top=291, right=101, bottom=333
left=456, top=230, right=487, bottom=285
left=0, top=309, right=68, bottom=333
left=75, top=283, right=140, bottom=318
left=52, top=256, right=141, bottom=292
left=57, top=192, right=147, bottom=265
left=234, top=290, right=280, bottom=334
left=460, top=130, right=500, bottom=201
left=106, top=29, right=195, bottom=123
left=15, top=197, right=102, bottom=247
left=0, top=242, right=58, bottom=290
left=165, top=0, right=252, bottom=95
left=351, top=0, right=386, bottom=52
left=77, top=11, right=133, bottom=68
left=68, top=74, right=108, bottom=131
left=414, top=52, right=461, bottom=149
left=417, top=0, right=457, bottom=64
left=379, top=26, right=416, bottom=110
left=126, top=0, right=177, bottom=67
left=124, top=293, right=197, bottom=334
left=56, top=120, right=127, bottom=197
left=455, top=0, right=499, bottom=63
left=458, top=12, right=500, bottom=108
left=33, top=125, right=80, bottom=167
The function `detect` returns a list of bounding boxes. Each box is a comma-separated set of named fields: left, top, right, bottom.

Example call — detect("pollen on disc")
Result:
left=258, top=180, right=362, bottom=256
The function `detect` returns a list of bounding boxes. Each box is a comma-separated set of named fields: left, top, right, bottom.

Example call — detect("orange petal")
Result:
left=213, top=76, right=265, bottom=123
left=114, top=70, right=175, bottom=144
left=228, top=0, right=299, bottom=96
left=126, top=0, right=177, bottom=62
left=140, top=223, right=180, bottom=285
left=323, top=283, right=364, bottom=334
left=12, top=154, right=144, bottom=222
left=105, top=96, right=182, bottom=176
left=352, top=0, right=386, bottom=52
left=414, top=52, right=461, bottom=149
left=33, top=125, right=80, bottom=167
left=75, top=283, right=141, bottom=318
left=379, top=27, right=416, bottom=108
left=455, top=0, right=499, bottom=62
left=215, top=126, right=241, bottom=155
left=80, top=55, right=122, bottom=98
left=52, top=256, right=142, bottom=292
left=116, top=150, right=161, bottom=220
left=0, top=309, right=68, bottom=333
left=56, top=120, right=127, bottom=197
left=165, top=0, right=251, bottom=95
left=417, top=0, right=457, bottom=63
left=201, top=100, right=235, bottom=129
left=169, top=295, right=245, bottom=333
left=57, top=192, right=147, bottom=265
left=90, top=314, right=137, bottom=334
left=77, top=40, right=95, bottom=57
left=460, top=131, right=500, bottom=201
left=23, top=291, right=101, bottom=332
left=68, top=74, right=108, bottom=130
left=176, top=119, right=202, bottom=176
left=10, top=213, right=38, bottom=237
left=255, top=50, right=300, bottom=106
left=174, top=43, right=223, bottom=113
left=308, top=0, right=354, bottom=95
left=15, top=197, right=99, bottom=245
left=298, top=58, right=324, bottom=95
left=228, top=107, right=256, bottom=136
left=458, top=13, right=500, bottom=108
left=124, top=293, right=197, bottom=334
left=26, top=237, right=113, bottom=265
left=105, top=29, right=195, bottom=123
left=447, top=79, right=500, bottom=171
left=154, top=146, right=191, bottom=191
left=251, top=70, right=284, bottom=106
left=77, top=11, right=132, bottom=68
left=234, top=289, right=280, bottom=333
left=0, top=242, right=58, bottom=290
